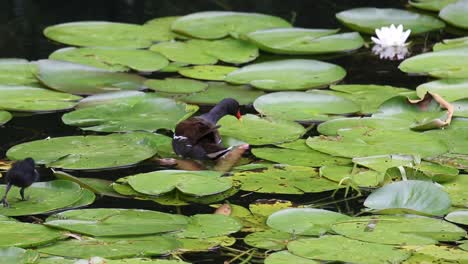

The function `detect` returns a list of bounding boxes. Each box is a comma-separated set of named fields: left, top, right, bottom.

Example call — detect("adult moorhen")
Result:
left=1, top=158, right=39, bottom=207
left=172, top=98, right=242, bottom=160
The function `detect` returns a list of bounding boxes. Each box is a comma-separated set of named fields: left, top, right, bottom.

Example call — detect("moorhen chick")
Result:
left=1, top=158, right=39, bottom=207
left=172, top=98, right=242, bottom=160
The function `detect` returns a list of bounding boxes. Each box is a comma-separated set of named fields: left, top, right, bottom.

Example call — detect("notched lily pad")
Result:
left=416, top=78, right=468, bottom=102
left=179, top=214, right=242, bottom=238
left=178, top=65, right=238, bottom=81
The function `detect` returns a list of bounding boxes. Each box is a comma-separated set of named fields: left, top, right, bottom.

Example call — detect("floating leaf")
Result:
left=245, top=28, right=364, bottom=54
left=434, top=36, right=468, bottom=51
left=409, top=0, right=458, bottom=11
left=45, top=208, right=188, bottom=236
left=143, top=16, right=182, bottom=41
left=7, top=132, right=160, bottom=170
left=171, top=11, right=291, bottom=39
left=439, top=0, right=468, bottom=29
left=364, top=180, right=451, bottom=216
left=425, top=118, right=468, bottom=154
left=0, top=221, right=64, bottom=248
left=0, top=180, right=84, bottom=216
left=62, top=94, right=198, bottom=132
left=244, top=229, right=297, bottom=250
left=150, top=41, right=217, bottom=65
left=49, top=47, right=169, bottom=72
left=453, top=99, right=468, bottom=117
left=0, top=85, right=81, bottom=113
left=226, top=59, right=346, bottom=91
left=317, top=117, right=412, bottom=136
left=189, top=38, right=259, bottom=64
left=336, top=8, right=445, bottom=34
left=265, top=251, right=319, bottom=264
left=442, top=174, right=468, bottom=207
left=254, top=91, right=359, bottom=122
left=178, top=65, right=238, bottom=81
left=320, top=165, right=384, bottom=187
left=36, top=60, right=146, bottom=95
left=43, top=21, right=155, bottom=48
left=0, top=111, right=12, bottom=125
left=0, top=59, right=39, bottom=86
left=179, top=214, right=242, bottom=238
left=288, top=236, right=411, bottom=264
left=416, top=78, right=468, bottom=102
left=402, top=245, right=468, bottom=263
left=445, top=210, right=468, bottom=225
left=0, top=247, right=39, bottom=264
left=252, top=147, right=351, bottom=167
left=145, top=78, right=207, bottom=94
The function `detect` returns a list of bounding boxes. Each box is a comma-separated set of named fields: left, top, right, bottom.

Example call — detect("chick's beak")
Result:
left=236, top=110, right=242, bottom=121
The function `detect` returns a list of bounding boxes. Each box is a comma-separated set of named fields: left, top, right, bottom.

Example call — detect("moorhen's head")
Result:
left=219, top=98, right=241, bottom=119
left=23, top=157, right=35, bottom=167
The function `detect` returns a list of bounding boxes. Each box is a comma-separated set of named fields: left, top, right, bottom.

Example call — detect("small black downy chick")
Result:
left=1, top=158, right=39, bottom=207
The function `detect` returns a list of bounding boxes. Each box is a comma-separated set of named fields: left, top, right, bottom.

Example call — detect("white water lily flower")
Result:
left=371, top=24, right=411, bottom=47
left=372, top=44, right=410, bottom=60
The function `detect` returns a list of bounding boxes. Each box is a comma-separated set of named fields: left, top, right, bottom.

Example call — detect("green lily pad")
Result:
left=267, top=208, right=350, bottom=236
left=330, top=84, right=413, bottom=114
left=244, top=229, right=297, bottom=250
left=0, top=59, right=39, bottom=86
left=231, top=165, right=340, bottom=194
left=287, top=236, right=411, bottom=264
left=317, top=117, right=412, bottom=136
left=332, top=215, right=466, bottom=246
left=171, top=235, right=235, bottom=252
left=252, top=147, right=351, bottom=167
left=160, top=62, right=189, bottom=72
left=0, top=111, right=12, bottom=125
left=254, top=91, right=360, bottom=122
left=246, top=28, right=364, bottom=54
left=445, top=210, right=468, bottom=225
left=62, top=94, right=198, bottom=132
left=171, top=81, right=264, bottom=105
left=36, top=60, right=146, bottom=95
left=402, top=245, right=468, bottom=263
left=0, top=221, right=64, bottom=248
left=75, top=91, right=144, bottom=108
left=7, top=132, right=160, bottom=170
left=265, top=251, right=319, bottom=264
left=364, top=180, right=451, bottom=216
left=127, top=170, right=231, bottom=196
left=49, top=47, right=169, bottom=72
left=45, top=208, right=188, bottom=236
left=320, top=165, right=384, bottom=187
left=171, top=11, right=291, bottom=39
left=427, top=153, right=468, bottom=170
left=150, top=41, right=217, bottom=65
left=307, top=127, right=448, bottom=158
left=0, top=247, right=39, bottom=264
left=226, top=59, right=346, bottom=91
left=409, top=0, right=458, bottom=11
left=336, top=7, right=445, bottom=34
left=439, top=0, right=468, bottom=29
left=453, top=99, right=468, bottom=117
left=145, top=78, right=207, bottom=94
left=0, top=180, right=84, bottom=216
left=0, top=85, right=81, bottom=113
left=179, top=214, right=242, bottom=238
left=178, top=65, right=238, bottom=81
left=416, top=78, right=468, bottom=102
left=399, top=47, right=468, bottom=78
left=43, top=21, right=155, bottom=48
left=38, top=235, right=180, bottom=259
left=189, top=38, right=259, bottom=64
left=442, top=174, right=468, bottom=207
left=425, top=118, right=468, bottom=155
left=434, top=36, right=468, bottom=51
left=143, top=16, right=182, bottom=41
left=218, top=114, right=305, bottom=145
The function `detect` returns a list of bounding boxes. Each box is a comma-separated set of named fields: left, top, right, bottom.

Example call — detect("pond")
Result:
left=1, top=0, right=468, bottom=263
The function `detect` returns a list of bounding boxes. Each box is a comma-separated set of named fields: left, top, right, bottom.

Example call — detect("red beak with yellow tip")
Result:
left=236, top=110, right=242, bottom=121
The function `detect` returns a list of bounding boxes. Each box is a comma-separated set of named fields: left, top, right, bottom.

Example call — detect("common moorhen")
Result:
left=1, top=158, right=39, bottom=207
left=172, top=98, right=242, bottom=160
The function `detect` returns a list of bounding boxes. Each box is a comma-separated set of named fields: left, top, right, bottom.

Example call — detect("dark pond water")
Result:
left=0, top=0, right=458, bottom=263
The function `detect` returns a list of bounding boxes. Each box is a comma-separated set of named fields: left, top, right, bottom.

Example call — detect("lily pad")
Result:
left=336, top=8, right=445, bottom=34
left=62, top=94, right=198, bottom=132
left=453, top=99, right=468, bottom=117
left=0, top=247, right=39, bottom=264
left=287, top=236, right=411, bottom=264
left=0, top=221, right=64, bottom=248
left=364, top=180, right=451, bottom=216
left=231, top=165, right=341, bottom=194
left=307, top=127, right=448, bottom=158
left=409, top=0, right=458, bottom=11
left=402, top=245, right=468, bottom=263
left=127, top=170, right=231, bottom=196
left=36, top=60, right=146, bottom=95
left=171, top=11, right=291, bottom=39
left=442, top=174, right=468, bottom=207
left=439, top=0, right=468, bottom=29
left=254, top=91, right=360, bottom=122
left=425, top=118, right=468, bottom=155
left=0, top=180, right=84, bottom=216
left=320, top=165, right=384, bottom=187
left=245, top=28, right=364, bottom=54
left=445, top=210, right=468, bottom=225
left=38, top=235, right=180, bottom=259
left=225, top=59, right=346, bottom=91
left=434, top=36, right=468, bottom=51
left=45, top=208, right=188, bottom=236
left=168, top=81, right=264, bottom=105
left=143, top=16, right=182, bottom=41
left=399, top=47, right=468, bottom=78
left=330, top=84, right=413, bottom=114
left=331, top=215, right=466, bottom=246
left=317, top=117, right=412, bottom=136
left=252, top=147, right=351, bottom=167
left=179, top=214, right=242, bottom=238
left=265, top=251, right=319, bottom=264
left=6, top=132, right=160, bottom=170
left=267, top=208, right=350, bottom=236
left=0, top=85, right=81, bottom=113
left=0, top=111, right=12, bottom=125
left=0, top=59, right=39, bottom=86
left=218, top=114, right=305, bottom=145
left=49, top=47, right=169, bottom=72
left=43, top=21, right=155, bottom=48
left=416, top=78, right=468, bottom=102
left=189, top=38, right=259, bottom=64
left=150, top=41, right=217, bottom=65
left=145, top=78, right=207, bottom=94
left=244, top=229, right=297, bottom=250
left=178, top=65, right=238, bottom=81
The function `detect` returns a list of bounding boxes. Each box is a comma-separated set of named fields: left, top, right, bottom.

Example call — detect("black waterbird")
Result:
left=1, top=158, right=39, bottom=207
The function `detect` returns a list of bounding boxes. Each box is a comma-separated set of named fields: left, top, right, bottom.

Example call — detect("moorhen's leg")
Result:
left=20, top=187, right=27, bottom=201
left=1, top=183, right=12, bottom=207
